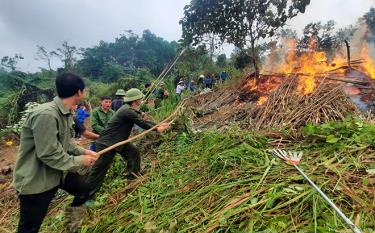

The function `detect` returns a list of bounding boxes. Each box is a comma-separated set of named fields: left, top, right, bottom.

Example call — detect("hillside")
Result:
left=1, top=77, right=374, bottom=232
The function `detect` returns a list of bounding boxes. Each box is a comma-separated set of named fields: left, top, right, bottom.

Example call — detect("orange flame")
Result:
left=359, top=44, right=375, bottom=78
left=247, top=36, right=375, bottom=106
left=256, top=96, right=268, bottom=105
left=265, top=38, right=348, bottom=95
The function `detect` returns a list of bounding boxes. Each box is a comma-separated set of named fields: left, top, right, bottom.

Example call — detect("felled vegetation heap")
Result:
left=187, top=73, right=360, bottom=131
left=251, top=75, right=358, bottom=130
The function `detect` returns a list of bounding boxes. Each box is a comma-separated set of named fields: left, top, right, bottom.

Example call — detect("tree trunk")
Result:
left=249, top=29, right=259, bottom=77
left=47, top=59, right=52, bottom=71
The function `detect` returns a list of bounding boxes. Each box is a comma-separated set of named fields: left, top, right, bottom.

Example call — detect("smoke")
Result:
left=348, top=23, right=375, bottom=59
left=350, top=24, right=367, bottom=58
left=368, top=32, right=375, bottom=59
left=261, top=38, right=297, bottom=73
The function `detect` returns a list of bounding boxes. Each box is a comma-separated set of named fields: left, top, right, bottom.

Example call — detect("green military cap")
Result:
left=124, top=88, right=144, bottom=102
left=115, top=89, right=126, bottom=96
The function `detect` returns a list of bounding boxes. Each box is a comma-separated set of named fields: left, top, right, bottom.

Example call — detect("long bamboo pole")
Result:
left=96, top=101, right=185, bottom=156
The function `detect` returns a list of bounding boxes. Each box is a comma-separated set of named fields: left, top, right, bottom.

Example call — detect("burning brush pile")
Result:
left=188, top=41, right=375, bottom=131
left=250, top=76, right=358, bottom=130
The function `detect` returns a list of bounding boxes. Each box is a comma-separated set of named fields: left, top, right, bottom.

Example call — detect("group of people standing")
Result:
left=173, top=71, right=229, bottom=99
left=13, top=70, right=230, bottom=233
left=200, top=71, right=229, bottom=89
left=13, top=73, right=170, bottom=233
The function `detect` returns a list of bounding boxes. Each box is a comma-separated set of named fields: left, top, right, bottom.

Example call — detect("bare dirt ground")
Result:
left=0, top=142, right=18, bottom=232
left=0, top=138, right=91, bottom=232
left=0, top=143, right=18, bottom=181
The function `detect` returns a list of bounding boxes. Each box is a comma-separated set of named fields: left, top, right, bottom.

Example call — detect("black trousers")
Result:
left=87, top=142, right=140, bottom=196
left=17, top=172, right=90, bottom=233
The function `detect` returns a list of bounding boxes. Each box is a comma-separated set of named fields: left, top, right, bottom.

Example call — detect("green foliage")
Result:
left=361, top=7, right=375, bottom=43
left=174, top=45, right=213, bottom=79
left=0, top=92, right=19, bottom=128
left=231, top=49, right=254, bottom=70
left=39, top=121, right=375, bottom=232
left=216, top=54, right=227, bottom=67
left=363, top=7, right=375, bottom=32
left=304, top=117, right=375, bottom=147
left=100, top=62, right=127, bottom=82
left=78, top=30, right=177, bottom=82
left=9, top=102, right=40, bottom=135
left=87, top=82, right=116, bottom=106
left=86, top=67, right=154, bottom=106
left=298, top=20, right=339, bottom=56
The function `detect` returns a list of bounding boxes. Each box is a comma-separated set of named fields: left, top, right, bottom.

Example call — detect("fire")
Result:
left=242, top=75, right=282, bottom=105
left=245, top=35, right=375, bottom=107
left=256, top=96, right=268, bottom=105
left=244, top=76, right=281, bottom=93
left=359, top=44, right=375, bottom=78
left=265, top=38, right=347, bottom=95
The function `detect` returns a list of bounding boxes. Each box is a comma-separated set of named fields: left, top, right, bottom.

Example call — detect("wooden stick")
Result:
left=325, top=77, right=369, bottom=85
left=345, top=40, right=351, bottom=68
left=96, top=101, right=185, bottom=156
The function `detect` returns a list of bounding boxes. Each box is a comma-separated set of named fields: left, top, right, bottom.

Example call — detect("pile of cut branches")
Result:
left=252, top=76, right=358, bottom=130
left=187, top=74, right=360, bottom=131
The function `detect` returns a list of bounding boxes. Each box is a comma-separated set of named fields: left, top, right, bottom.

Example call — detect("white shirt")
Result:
left=176, top=84, right=185, bottom=94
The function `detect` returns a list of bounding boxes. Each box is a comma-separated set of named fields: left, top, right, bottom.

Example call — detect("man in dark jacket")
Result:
left=111, top=89, right=126, bottom=111
left=87, top=88, right=169, bottom=197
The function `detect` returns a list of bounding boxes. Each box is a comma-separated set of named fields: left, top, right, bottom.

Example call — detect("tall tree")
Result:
left=180, top=0, right=310, bottom=74
left=55, top=41, right=81, bottom=71
left=36, top=45, right=58, bottom=71
left=361, top=7, right=375, bottom=43
left=175, top=45, right=212, bottom=78
left=1, top=54, right=24, bottom=71
left=278, top=28, right=298, bottom=40
left=298, top=21, right=339, bottom=56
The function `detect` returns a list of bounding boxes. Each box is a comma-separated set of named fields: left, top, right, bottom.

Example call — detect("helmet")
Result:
left=123, top=88, right=144, bottom=102
left=115, top=89, right=126, bottom=96
left=199, top=75, right=204, bottom=78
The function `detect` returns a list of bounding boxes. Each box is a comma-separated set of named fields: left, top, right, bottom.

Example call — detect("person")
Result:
left=142, top=83, right=153, bottom=97
left=76, top=103, right=89, bottom=125
left=198, top=74, right=204, bottom=88
left=111, top=89, right=126, bottom=111
left=140, top=83, right=155, bottom=112
left=91, top=96, right=115, bottom=135
left=13, top=73, right=98, bottom=233
left=203, top=74, right=213, bottom=89
left=219, top=71, right=229, bottom=84
left=85, top=96, right=113, bottom=207
left=154, top=83, right=169, bottom=109
left=176, top=80, right=185, bottom=101
left=87, top=88, right=169, bottom=199
left=71, top=105, right=99, bottom=140
left=187, top=80, right=198, bottom=93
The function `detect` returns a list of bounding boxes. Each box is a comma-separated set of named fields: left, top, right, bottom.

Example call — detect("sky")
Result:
left=0, top=0, right=374, bottom=72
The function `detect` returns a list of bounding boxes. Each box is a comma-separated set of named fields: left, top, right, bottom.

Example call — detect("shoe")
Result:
left=84, top=199, right=95, bottom=208
left=125, top=171, right=143, bottom=180
left=65, top=206, right=86, bottom=233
